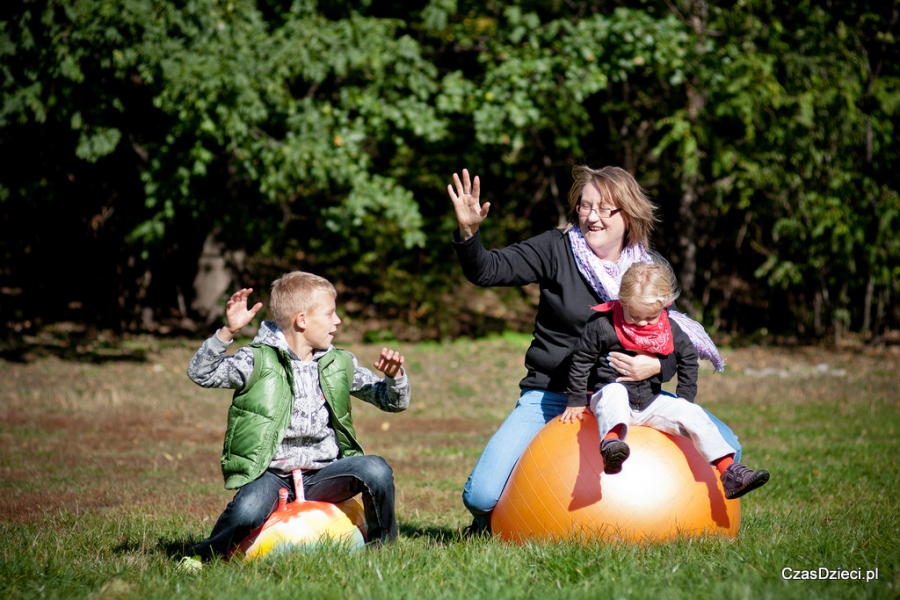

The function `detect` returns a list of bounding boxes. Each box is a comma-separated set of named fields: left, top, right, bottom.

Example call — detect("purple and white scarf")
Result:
left=568, top=227, right=725, bottom=372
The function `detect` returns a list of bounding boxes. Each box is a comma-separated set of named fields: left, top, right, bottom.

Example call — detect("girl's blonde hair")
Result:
left=618, top=260, right=680, bottom=313
left=269, top=271, right=336, bottom=331
left=564, top=165, right=658, bottom=248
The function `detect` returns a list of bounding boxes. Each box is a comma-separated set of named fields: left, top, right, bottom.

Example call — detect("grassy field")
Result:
left=1, top=333, right=898, bottom=599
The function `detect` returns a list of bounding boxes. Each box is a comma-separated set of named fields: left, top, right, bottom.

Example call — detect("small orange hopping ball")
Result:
left=491, top=416, right=740, bottom=543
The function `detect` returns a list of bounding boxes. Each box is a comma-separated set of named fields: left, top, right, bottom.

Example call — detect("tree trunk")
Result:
left=675, top=0, right=709, bottom=315
left=191, top=231, right=246, bottom=326
left=862, top=269, right=874, bottom=335
left=678, top=177, right=698, bottom=309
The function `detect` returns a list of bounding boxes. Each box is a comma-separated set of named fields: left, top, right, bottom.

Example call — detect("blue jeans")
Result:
left=461, top=389, right=741, bottom=529
left=191, top=455, right=396, bottom=560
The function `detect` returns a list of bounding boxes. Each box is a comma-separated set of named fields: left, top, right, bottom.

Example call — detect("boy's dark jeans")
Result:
left=190, top=455, right=397, bottom=560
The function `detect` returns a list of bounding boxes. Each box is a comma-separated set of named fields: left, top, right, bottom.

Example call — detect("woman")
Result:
left=447, top=165, right=737, bottom=533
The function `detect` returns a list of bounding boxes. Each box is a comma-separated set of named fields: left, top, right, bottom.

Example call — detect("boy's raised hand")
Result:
left=218, top=288, right=263, bottom=342
left=374, top=347, right=405, bottom=378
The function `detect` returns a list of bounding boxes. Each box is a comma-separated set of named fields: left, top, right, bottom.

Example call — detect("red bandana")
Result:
left=591, top=301, right=674, bottom=355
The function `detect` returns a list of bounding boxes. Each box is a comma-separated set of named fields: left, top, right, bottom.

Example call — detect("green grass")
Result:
left=1, top=339, right=898, bottom=598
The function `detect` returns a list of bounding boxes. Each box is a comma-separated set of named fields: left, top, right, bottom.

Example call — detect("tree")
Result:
left=1, top=0, right=442, bottom=333
left=2, top=0, right=897, bottom=344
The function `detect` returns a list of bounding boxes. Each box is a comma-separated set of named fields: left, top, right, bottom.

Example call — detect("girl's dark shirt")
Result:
left=565, top=309, right=699, bottom=409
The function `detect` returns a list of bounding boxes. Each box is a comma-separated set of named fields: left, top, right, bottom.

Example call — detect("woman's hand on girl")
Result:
left=608, top=351, right=662, bottom=382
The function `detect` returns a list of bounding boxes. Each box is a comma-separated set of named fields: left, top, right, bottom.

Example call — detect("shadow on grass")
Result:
left=0, top=322, right=198, bottom=364
left=144, top=527, right=461, bottom=560
left=0, top=344, right=149, bottom=364
left=103, top=535, right=203, bottom=562
left=165, top=538, right=203, bottom=559
left=399, top=523, right=461, bottom=543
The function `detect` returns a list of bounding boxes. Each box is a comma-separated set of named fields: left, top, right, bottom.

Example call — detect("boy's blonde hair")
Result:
left=618, top=261, right=680, bottom=313
left=269, top=271, right=336, bottom=331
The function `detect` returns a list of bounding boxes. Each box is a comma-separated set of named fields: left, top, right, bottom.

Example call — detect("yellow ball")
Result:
left=235, top=496, right=367, bottom=560
left=491, top=417, right=740, bottom=543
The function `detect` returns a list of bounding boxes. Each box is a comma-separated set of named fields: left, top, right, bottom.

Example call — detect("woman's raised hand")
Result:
left=447, top=168, right=490, bottom=240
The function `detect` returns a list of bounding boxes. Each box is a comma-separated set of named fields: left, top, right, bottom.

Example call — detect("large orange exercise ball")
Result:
left=491, top=416, right=740, bottom=543
left=233, top=494, right=367, bottom=560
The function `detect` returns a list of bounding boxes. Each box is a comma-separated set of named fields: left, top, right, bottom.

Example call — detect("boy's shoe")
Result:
left=721, top=463, right=770, bottom=499
left=177, top=556, right=203, bottom=573
left=600, top=439, right=630, bottom=474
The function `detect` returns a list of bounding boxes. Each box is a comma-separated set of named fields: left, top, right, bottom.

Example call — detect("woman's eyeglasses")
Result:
left=576, top=204, right=622, bottom=218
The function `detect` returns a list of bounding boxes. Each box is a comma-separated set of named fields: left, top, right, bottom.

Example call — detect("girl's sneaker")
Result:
left=720, top=463, right=770, bottom=499
left=600, top=439, right=630, bottom=474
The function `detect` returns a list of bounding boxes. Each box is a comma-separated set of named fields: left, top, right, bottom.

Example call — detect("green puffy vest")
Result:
left=220, top=344, right=364, bottom=489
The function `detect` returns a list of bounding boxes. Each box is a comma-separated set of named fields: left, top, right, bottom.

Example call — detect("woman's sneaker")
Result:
left=721, top=463, right=770, bottom=499
left=600, top=439, right=630, bottom=474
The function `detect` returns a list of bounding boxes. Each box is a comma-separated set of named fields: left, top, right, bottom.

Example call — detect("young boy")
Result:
left=561, top=261, right=768, bottom=500
left=184, top=271, right=410, bottom=563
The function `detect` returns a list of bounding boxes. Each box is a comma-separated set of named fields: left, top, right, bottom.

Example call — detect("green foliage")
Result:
left=0, top=0, right=898, bottom=340
left=446, top=7, right=687, bottom=161
left=646, top=0, right=900, bottom=337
